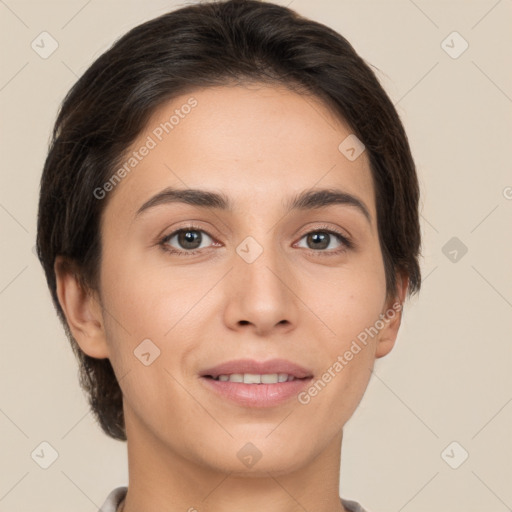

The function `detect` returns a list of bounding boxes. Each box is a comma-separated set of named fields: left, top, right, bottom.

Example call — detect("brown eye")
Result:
left=161, top=227, right=215, bottom=254
left=296, top=229, right=350, bottom=253
left=305, top=232, right=331, bottom=250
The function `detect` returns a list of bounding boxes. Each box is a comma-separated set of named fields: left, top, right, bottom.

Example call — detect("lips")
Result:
left=199, top=358, right=313, bottom=379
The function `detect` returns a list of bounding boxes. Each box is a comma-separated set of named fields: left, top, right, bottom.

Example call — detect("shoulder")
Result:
left=341, top=496, right=371, bottom=512
left=99, top=487, right=128, bottom=512
left=99, top=488, right=368, bottom=512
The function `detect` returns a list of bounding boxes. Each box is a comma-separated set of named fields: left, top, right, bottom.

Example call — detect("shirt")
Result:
left=99, top=486, right=370, bottom=512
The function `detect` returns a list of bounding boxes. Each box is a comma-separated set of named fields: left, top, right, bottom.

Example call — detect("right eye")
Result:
left=159, top=226, right=217, bottom=256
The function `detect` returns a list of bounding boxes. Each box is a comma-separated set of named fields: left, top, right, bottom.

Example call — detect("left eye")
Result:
left=295, top=230, right=347, bottom=251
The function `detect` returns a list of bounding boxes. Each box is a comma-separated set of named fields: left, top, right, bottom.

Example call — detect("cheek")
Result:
left=309, top=260, right=386, bottom=341
left=298, top=275, right=385, bottom=424
left=99, top=243, right=194, bottom=337
left=301, top=258, right=386, bottom=409
left=98, top=250, right=211, bottom=396
left=97, top=256, right=200, bottom=422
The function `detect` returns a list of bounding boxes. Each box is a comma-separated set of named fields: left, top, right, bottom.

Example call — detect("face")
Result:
left=63, top=83, right=405, bottom=477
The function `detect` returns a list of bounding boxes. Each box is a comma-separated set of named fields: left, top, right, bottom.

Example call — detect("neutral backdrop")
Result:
left=1, top=1, right=511, bottom=511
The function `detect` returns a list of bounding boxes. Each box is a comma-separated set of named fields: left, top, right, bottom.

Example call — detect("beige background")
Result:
left=1, top=0, right=511, bottom=511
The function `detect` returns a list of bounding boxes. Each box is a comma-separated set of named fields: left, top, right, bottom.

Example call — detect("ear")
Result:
left=54, top=255, right=110, bottom=359
left=375, top=272, right=409, bottom=359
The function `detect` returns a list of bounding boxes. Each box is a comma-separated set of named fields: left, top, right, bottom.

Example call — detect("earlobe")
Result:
left=375, top=272, right=409, bottom=359
left=54, top=256, right=110, bottom=359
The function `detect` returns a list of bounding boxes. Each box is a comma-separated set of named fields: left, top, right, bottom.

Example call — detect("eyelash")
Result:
left=158, top=223, right=353, bottom=257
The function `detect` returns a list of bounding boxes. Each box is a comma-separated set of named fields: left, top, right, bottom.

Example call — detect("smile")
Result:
left=200, top=374, right=313, bottom=407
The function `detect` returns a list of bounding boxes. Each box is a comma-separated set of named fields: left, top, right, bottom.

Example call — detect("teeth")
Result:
left=215, top=373, right=295, bottom=383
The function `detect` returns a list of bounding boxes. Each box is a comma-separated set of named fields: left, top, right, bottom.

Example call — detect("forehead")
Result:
left=103, top=84, right=375, bottom=223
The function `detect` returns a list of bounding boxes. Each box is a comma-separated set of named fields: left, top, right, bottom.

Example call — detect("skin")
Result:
left=55, top=83, right=408, bottom=512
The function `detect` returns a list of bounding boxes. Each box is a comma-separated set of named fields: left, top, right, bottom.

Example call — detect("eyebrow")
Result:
left=135, top=186, right=371, bottom=225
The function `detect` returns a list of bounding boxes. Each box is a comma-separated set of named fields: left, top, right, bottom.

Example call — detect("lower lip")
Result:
left=200, top=376, right=313, bottom=407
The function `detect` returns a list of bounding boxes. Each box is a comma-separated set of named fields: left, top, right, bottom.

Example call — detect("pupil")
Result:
left=179, top=230, right=201, bottom=249
left=309, top=232, right=328, bottom=249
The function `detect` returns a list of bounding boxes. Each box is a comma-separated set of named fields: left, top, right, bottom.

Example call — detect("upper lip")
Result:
left=200, top=358, right=313, bottom=379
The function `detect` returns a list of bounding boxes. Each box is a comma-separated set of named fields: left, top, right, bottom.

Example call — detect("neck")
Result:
left=121, top=408, right=349, bottom=512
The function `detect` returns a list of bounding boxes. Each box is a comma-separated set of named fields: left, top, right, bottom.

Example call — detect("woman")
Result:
left=36, top=1, right=422, bottom=510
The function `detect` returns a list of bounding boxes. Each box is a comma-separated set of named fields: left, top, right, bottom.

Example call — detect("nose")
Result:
left=222, top=239, right=300, bottom=337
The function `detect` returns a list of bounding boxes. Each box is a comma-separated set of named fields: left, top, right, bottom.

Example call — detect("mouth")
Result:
left=198, top=359, right=314, bottom=407
left=202, top=373, right=308, bottom=383
left=199, top=374, right=313, bottom=408
left=199, top=358, right=313, bottom=380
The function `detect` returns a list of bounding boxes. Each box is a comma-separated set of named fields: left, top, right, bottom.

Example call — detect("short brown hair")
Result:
left=36, top=0, right=422, bottom=441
